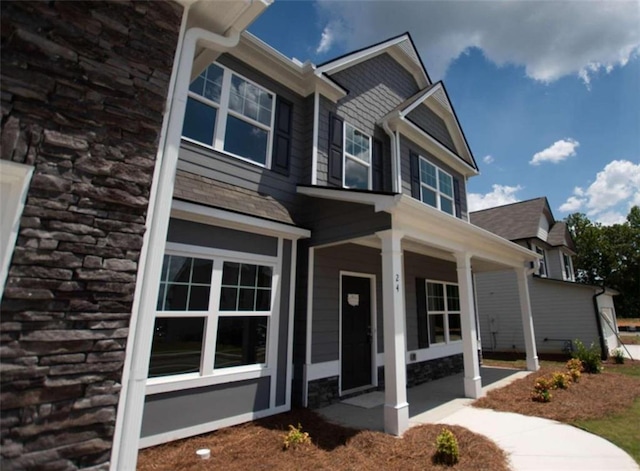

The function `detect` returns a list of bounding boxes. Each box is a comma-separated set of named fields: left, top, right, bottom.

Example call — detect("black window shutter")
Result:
left=453, top=177, right=462, bottom=218
left=416, top=278, right=429, bottom=348
left=328, top=112, right=344, bottom=186
left=272, top=97, right=292, bottom=176
left=372, top=137, right=383, bottom=191
left=409, top=150, right=420, bottom=199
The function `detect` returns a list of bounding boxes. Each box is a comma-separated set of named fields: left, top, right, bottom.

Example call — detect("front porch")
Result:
left=317, top=366, right=528, bottom=432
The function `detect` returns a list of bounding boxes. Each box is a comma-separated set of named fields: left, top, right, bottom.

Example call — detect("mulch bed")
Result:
left=474, top=360, right=640, bottom=422
left=137, top=408, right=509, bottom=471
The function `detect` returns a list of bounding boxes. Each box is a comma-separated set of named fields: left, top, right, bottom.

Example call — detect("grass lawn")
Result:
left=620, top=334, right=640, bottom=345
left=617, top=318, right=640, bottom=327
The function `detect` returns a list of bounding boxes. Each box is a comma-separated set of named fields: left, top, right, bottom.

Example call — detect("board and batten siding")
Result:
left=399, top=136, right=469, bottom=220
left=406, top=104, right=456, bottom=153
left=403, top=251, right=458, bottom=351
left=311, top=244, right=384, bottom=363
left=177, top=53, right=309, bottom=216
left=316, top=52, right=420, bottom=188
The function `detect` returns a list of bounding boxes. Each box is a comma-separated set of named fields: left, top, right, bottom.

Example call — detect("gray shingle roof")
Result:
left=469, top=197, right=548, bottom=241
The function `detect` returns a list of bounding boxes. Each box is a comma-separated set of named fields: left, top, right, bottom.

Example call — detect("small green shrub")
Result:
left=283, top=423, right=311, bottom=450
left=532, top=376, right=553, bottom=402
left=551, top=371, right=570, bottom=389
left=612, top=349, right=625, bottom=364
left=572, top=339, right=602, bottom=374
left=433, top=428, right=459, bottom=466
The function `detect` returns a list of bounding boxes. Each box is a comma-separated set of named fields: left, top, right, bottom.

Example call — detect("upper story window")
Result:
left=562, top=253, right=574, bottom=281
left=182, top=63, right=275, bottom=167
left=533, top=244, right=547, bottom=277
left=419, top=157, right=454, bottom=215
left=344, top=123, right=371, bottom=190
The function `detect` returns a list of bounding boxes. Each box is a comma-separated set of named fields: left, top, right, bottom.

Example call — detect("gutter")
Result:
left=592, top=286, right=609, bottom=360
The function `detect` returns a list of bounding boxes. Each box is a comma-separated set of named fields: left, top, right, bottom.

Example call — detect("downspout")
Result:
left=111, top=16, right=243, bottom=470
left=592, top=286, right=609, bottom=360
left=382, top=120, right=399, bottom=193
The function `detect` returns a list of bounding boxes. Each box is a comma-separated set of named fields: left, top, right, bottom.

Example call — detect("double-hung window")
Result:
left=343, top=123, right=371, bottom=190
left=419, top=157, right=454, bottom=215
left=532, top=244, right=547, bottom=277
left=426, top=281, right=462, bottom=344
left=182, top=63, right=275, bottom=167
left=148, top=249, right=276, bottom=382
left=562, top=253, right=574, bottom=281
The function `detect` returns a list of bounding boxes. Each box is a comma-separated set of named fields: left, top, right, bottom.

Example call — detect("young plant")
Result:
left=612, top=348, right=625, bottom=364
left=283, top=423, right=311, bottom=450
left=532, top=376, right=553, bottom=402
left=566, top=358, right=583, bottom=382
left=433, top=428, right=459, bottom=466
left=572, top=339, right=602, bottom=374
left=551, top=372, right=570, bottom=389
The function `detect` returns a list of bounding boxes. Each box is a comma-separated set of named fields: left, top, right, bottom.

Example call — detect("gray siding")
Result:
left=312, top=244, right=384, bottom=363
left=300, top=198, right=392, bottom=247
left=406, top=104, right=456, bottom=153
left=178, top=53, right=308, bottom=217
left=141, top=378, right=270, bottom=437
left=403, top=251, right=458, bottom=351
left=399, top=136, right=468, bottom=220
left=317, top=53, right=420, bottom=187
left=167, top=218, right=278, bottom=256
left=476, top=271, right=600, bottom=354
left=276, top=240, right=292, bottom=406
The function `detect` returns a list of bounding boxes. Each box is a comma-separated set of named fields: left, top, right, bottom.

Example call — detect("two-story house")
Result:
left=471, top=197, right=619, bottom=358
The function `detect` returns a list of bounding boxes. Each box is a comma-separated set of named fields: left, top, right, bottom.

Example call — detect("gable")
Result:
left=406, top=104, right=456, bottom=153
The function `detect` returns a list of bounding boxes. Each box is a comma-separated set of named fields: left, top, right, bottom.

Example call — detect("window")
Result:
left=533, top=244, right=547, bottom=277
left=182, top=63, right=275, bottom=167
left=343, top=123, right=371, bottom=189
left=562, top=253, right=574, bottom=281
left=148, top=251, right=275, bottom=380
left=419, top=157, right=454, bottom=215
left=426, top=281, right=462, bottom=344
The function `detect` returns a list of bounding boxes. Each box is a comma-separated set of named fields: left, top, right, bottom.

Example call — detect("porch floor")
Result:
left=317, top=366, right=529, bottom=431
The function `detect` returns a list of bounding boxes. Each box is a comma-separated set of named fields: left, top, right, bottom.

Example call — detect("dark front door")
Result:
left=341, top=275, right=372, bottom=391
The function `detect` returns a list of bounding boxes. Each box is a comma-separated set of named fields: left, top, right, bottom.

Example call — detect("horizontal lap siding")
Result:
left=312, top=244, right=383, bottom=363
left=178, top=53, right=308, bottom=216
left=403, top=251, right=458, bottom=351
left=406, top=105, right=456, bottom=153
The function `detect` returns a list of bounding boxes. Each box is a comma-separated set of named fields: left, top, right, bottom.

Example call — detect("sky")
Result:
left=248, top=0, right=640, bottom=225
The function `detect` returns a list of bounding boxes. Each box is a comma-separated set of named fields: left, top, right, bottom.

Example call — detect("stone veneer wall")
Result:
left=0, top=2, right=182, bottom=469
left=377, top=354, right=465, bottom=389
left=307, top=376, right=339, bottom=409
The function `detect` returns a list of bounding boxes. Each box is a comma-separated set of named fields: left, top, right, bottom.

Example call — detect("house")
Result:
left=470, top=198, right=619, bottom=357
left=1, top=1, right=542, bottom=469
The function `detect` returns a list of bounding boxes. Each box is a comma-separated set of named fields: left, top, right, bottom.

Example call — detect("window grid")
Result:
left=426, top=281, right=462, bottom=344
left=419, top=157, right=454, bottom=215
left=343, top=123, right=372, bottom=190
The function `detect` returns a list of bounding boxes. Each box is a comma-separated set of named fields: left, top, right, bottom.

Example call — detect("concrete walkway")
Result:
left=317, top=367, right=639, bottom=470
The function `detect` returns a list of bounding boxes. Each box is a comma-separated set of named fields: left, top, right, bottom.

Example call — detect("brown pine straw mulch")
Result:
left=474, top=360, right=640, bottom=422
left=137, top=407, right=509, bottom=471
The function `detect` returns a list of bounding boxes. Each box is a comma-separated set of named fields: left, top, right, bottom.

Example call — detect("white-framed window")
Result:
left=343, top=122, right=371, bottom=190
left=182, top=62, right=275, bottom=167
left=419, top=157, right=454, bottom=215
left=532, top=244, right=547, bottom=277
left=148, top=246, right=277, bottom=381
left=562, top=252, right=574, bottom=281
left=426, top=280, right=462, bottom=344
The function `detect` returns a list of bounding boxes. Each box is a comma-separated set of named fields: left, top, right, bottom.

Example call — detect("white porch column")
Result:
left=377, top=229, right=409, bottom=436
left=455, top=252, right=483, bottom=399
left=515, top=267, right=540, bottom=371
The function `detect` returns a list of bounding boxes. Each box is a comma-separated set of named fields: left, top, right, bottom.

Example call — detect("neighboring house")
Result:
left=470, top=198, right=619, bottom=357
left=1, top=1, right=543, bottom=469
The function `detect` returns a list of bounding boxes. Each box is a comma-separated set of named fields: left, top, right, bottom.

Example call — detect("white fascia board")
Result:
left=316, top=35, right=410, bottom=74
left=399, top=85, right=440, bottom=117
left=171, top=199, right=310, bottom=239
left=309, top=73, right=348, bottom=101
left=297, top=186, right=401, bottom=213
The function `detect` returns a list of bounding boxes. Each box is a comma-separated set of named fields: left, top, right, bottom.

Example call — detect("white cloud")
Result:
left=314, top=1, right=640, bottom=83
left=558, top=159, right=640, bottom=225
left=468, top=184, right=522, bottom=212
left=482, top=155, right=494, bottom=164
left=315, top=25, right=335, bottom=54
left=530, top=138, right=579, bottom=166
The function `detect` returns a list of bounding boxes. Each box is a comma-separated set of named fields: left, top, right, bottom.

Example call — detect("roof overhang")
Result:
left=298, top=186, right=540, bottom=271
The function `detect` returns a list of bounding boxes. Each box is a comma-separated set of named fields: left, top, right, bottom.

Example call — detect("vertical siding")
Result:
left=399, top=136, right=468, bottom=220
left=316, top=53, right=420, bottom=187
left=177, top=53, right=307, bottom=216
left=403, top=251, right=458, bottom=350
left=312, top=244, right=384, bottom=363
left=406, top=105, right=456, bottom=152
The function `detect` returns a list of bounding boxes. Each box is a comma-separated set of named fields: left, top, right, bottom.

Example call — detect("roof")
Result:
left=470, top=197, right=576, bottom=251
left=174, top=170, right=295, bottom=225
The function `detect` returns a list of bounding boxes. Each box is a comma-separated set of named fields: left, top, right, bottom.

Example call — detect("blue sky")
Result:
left=249, top=1, right=640, bottom=225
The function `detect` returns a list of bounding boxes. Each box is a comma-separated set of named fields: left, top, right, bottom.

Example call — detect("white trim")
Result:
left=406, top=343, right=463, bottom=364
left=424, top=279, right=462, bottom=345
left=0, top=160, right=33, bottom=297
left=268, top=238, right=284, bottom=409
left=532, top=243, right=547, bottom=277
left=305, top=360, right=340, bottom=381
left=285, top=240, right=298, bottom=409
left=418, top=156, right=455, bottom=216
left=297, top=186, right=401, bottom=213
left=303, top=246, right=315, bottom=407
left=399, top=86, right=439, bottom=117
left=343, top=122, right=372, bottom=190
left=146, top=367, right=271, bottom=395
left=171, top=199, right=310, bottom=239
left=164, top=241, right=278, bottom=264
left=339, top=271, right=377, bottom=395
left=139, top=404, right=290, bottom=449
left=311, top=91, right=319, bottom=185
